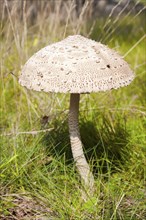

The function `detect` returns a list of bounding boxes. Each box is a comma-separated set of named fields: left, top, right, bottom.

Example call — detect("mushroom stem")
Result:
left=69, top=93, right=94, bottom=194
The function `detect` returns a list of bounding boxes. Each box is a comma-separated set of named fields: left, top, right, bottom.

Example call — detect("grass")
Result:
left=0, top=1, right=146, bottom=219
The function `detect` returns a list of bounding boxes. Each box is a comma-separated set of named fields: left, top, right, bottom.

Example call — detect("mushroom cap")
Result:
left=19, top=35, right=134, bottom=93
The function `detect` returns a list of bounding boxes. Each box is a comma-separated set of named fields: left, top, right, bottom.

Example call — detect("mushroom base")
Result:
left=68, top=93, right=94, bottom=195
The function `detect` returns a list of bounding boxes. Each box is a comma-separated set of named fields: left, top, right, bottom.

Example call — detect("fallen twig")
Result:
left=0, top=128, right=54, bottom=137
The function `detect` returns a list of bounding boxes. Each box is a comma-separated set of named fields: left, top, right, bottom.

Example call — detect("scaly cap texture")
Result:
left=19, top=35, right=134, bottom=93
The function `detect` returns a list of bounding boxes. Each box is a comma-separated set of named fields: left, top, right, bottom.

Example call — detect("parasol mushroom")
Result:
left=19, top=35, right=134, bottom=194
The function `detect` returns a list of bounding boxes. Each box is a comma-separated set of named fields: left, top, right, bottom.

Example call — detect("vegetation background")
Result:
left=0, top=0, right=146, bottom=219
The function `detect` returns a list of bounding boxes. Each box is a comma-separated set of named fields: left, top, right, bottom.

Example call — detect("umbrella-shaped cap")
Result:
left=19, top=35, right=134, bottom=93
